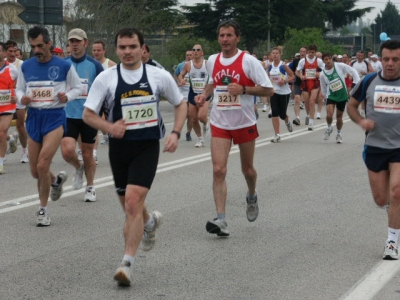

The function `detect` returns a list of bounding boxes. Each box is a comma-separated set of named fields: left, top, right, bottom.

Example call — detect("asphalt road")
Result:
left=1, top=100, right=399, bottom=300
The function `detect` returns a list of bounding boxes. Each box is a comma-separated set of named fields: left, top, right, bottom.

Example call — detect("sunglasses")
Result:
left=192, top=48, right=202, bottom=51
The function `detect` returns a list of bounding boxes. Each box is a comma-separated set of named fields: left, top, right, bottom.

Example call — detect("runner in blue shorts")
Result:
left=16, top=26, right=82, bottom=226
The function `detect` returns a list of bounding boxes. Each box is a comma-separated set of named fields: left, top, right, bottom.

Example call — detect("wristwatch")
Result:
left=171, top=130, right=181, bottom=139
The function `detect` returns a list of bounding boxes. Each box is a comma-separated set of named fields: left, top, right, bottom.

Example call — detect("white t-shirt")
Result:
left=296, top=56, right=325, bottom=71
left=84, top=63, right=183, bottom=121
left=370, top=60, right=382, bottom=72
left=320, top=62, right=360, bottom=99
left=207, top=50, right=273, bottom=130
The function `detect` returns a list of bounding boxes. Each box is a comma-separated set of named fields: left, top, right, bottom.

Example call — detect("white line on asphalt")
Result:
left=340, top=260, right=400, bottom=300
left=0, top=118, right=349, bottom=213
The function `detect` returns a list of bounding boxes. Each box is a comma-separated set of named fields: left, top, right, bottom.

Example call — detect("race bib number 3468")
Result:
left=121, top=95, right=158, bottom=130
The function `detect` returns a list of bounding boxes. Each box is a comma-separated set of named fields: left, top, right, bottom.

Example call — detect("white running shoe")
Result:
left=286, top=122, right=293, bottom=133
left=84, top=187, right=97, bottom=202
left=114, top=260, right=133, bottom=286
left=100, top=135, right=109, bottom=145
left=20, top=149, right=29, bottom=163
left=203, top=122, right=210, bottom=138
left=323, top=128, right=332, bottom=140
left=142, top=211, right=163, bottom=251
left=72, top=162, right=84, bottom=190
left=308, top=123, right=313, bottom=131
left=336, top=134, right=343, bottom=144
left=77, top=150, right=83, bottom=162
left=50, top=171, right=68, bottom=201
left=383, top=240, right=398, bottom=260
left=195, top=139, right=204, bottom=148
left=316, top=112, right=321, bottom=119
left=9, top=133, right=18, bottom=154
left=206, top=218, right=230, bottom=236
left=271, top=135, right=281, bottom=143
left=0, top=165, right=5, bottom=174
left=36, top=209, right=51, bottom=226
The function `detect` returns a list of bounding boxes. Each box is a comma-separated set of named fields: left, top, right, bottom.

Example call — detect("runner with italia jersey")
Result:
left=320, top=53, right=360, bottom=143
left=0, top=42, right=18, bottom=174
left=16, top=26, right=82, bottom=226
left=195, top=20, right=274, bottom=236
left=178, top=44, right=210, bottom=147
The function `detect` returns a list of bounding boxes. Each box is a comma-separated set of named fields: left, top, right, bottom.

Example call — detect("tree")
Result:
left=322, top=0, right=372, bottom=30
left=371, top=1, right=400, bottom=40
left=183, top=0, right=372, bottom=52
left=283, top=28, right=344, bottom=59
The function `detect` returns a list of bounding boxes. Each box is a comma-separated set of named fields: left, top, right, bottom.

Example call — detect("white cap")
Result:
left=371, top=54, right=379, bottom=58
left=337, top=55, right=343, bottom=58
left=295, top=53, right=300, bottom=57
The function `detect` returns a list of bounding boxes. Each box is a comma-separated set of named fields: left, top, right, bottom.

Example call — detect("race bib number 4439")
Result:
left=121, top=95, right=158, bottom=130
left=374, top=85, right=400, bottom=113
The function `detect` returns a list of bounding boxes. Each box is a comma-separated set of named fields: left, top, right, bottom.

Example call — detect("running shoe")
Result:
left=114, top=260, right=133, bottom=286
left=268, top=110, right=272, bottom=118
left=316, top=112, right=321, bottom=119
left=336, top=134, right=343, bottom=144
left=206, top=218, right=230, bottom=236
left=185, top=132, right=192, bottom=141
left=0, top=165, right=4, bottom=174
left=195, top=139, right=204, bottom=148
left=142, top=211, right=163, bottom=251
left=20, top=149, right=29, bottom=163
left=300, top=102, right=305, bottom=110
left=36, top=209, right=51, bottom=226
left=286, top=122, right=293, bottom=133
left=293, top=118, right=300, bottom=126
left=77, top=150, right=83, bottom=162
left=305, top=116, right=310, bottom=125
left=308, top=123, right=313, bottom=131
left=383, top=240, right=398, bottom=260
left=246, top=193, right=259, bottom=222
left=323, top=128, right=332, bottom=140
left=9, top=133, right=18, bottom=154
left=84, top=187, right=97, bottom=202
left=203, top=122, right=210, bottom=138
left=100, top=135, right=109, bottom=145
left=50, top=171, right=68, bottom=201
left=271, top=135, right=281, bottom=143
left=72, top=162, right=84, bottom=190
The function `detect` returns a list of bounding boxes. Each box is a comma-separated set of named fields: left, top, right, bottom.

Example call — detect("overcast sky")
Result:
left=179, top=0, right=399, bottom=24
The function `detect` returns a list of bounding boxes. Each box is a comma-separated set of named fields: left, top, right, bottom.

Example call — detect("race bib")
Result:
left=79, top=78, right=89, bottom=97
left=0, top=90, right=11, bottom=106
left=215, top=85, right=241, bottom=110
left=191, top=78, right=206, bottom=94
left=27, top=81, right=55, bottom=107
left=305, top=69, right=317, bottom=79
left=374, top=85, right=400, bottom=113
left=270, top=75, right=282, bottom=83
left=121, top=95, right=158, bottom=130
left=329, top=78, right=343, bottom=92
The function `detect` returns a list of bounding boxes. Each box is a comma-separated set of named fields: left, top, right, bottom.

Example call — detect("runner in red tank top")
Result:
left=0, top=42, right=18, bottom=174
left=195, top=20, right=274, bottom=236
